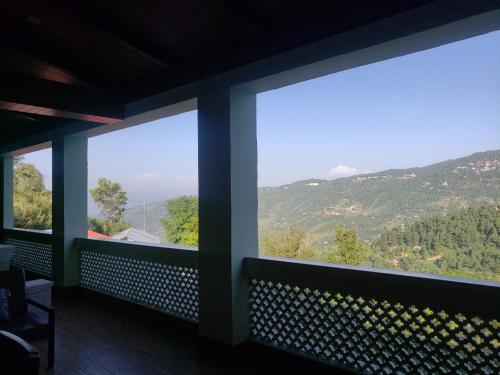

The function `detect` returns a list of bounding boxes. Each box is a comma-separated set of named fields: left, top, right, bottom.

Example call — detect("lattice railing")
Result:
left=76, top=238, right=199, bottom=322
left=246, top=257, right=500, bottom=375
left=2, top=228, right=53, bottom=278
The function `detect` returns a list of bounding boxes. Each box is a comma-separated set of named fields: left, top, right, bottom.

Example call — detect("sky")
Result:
left=24, top=30, right=500, bottom=211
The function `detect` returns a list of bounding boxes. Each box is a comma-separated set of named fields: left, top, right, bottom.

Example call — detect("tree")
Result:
left=13, top=162, right=52, bottom=230
left=260, top=226, right=319, bottom=260
left=89, top=178, right=130, bottom=236
left=324, top=224, right=368, bottom=266
left=371, top=204, right=500, bottom=280
left=161, top=196, right=198, bottom=246
left=87, top=217, right=105, bottom=235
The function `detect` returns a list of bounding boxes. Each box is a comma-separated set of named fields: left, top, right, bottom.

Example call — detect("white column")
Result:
left=52, top=134, right=88, bottom=287
left=198, top=86, right=258, bottom=344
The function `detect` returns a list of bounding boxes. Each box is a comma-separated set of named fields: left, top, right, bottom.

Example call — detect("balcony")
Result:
left=1, top=2, right=499, bottom=374
left=1, top=228, right=498, bottom=374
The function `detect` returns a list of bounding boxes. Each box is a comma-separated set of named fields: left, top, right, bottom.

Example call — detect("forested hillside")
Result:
left=258, top=150, right=500, bottom=248
left=371, top=204, right=499, bottom=280
left=129, top=150, right=500, bottom=243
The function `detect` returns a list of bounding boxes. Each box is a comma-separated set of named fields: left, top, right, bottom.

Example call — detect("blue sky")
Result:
left=258, top=30, right=500, bottom=185
left=25, top=30, right=500, bottom=210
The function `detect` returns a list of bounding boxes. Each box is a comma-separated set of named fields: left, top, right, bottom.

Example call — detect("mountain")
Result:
left=124, top=150, right=500, bottom=246
left=258, top=150, right=500, bottom=248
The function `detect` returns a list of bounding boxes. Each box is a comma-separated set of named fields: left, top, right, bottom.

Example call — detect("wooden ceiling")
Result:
left=0, top=0, right=494, bottom=147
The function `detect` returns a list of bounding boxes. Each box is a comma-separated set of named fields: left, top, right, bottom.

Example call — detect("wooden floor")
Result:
left=35, top=290, right=343, bottom=375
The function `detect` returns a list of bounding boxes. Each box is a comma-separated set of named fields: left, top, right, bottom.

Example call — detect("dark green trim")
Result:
left=246, top=257, right=500, bottom=320
left=1, top=228, right=53, bottom=245
left=75, top=238, right=198, bottom=268
left=0, top=157, right=13, bottom=229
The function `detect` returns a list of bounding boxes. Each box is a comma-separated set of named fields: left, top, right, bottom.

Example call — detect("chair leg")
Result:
left=47, top=332, right=54, bottom=369
left=47, top=309, right=55, bottom=369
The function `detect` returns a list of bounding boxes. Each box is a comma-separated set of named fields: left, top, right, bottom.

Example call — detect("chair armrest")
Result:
left=26, top=297, right=55, bottom=313
left=0, top=330, right=41, bottom=373
left=0, top=330, right=39, bottom=356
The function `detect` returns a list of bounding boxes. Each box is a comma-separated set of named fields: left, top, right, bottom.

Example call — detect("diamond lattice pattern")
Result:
left=250, top=279, right=499, bottom=374
left=7, top=238, right=52, bottom=277
left=80, top=250, right=198, bottom=321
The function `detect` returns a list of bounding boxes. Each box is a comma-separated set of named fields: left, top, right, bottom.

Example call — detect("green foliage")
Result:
left=161, top=196, right=198, bottom=247
left=87, top=217, right=105, bottom=234
left=89, top=178, right=130, bottom=236
left=260, top=226, right=319, bottom=260
left=259, top=205, right=499, bottom=282
left=90, top=178, right=128, bottom=223
left=323, top=224, right=369, bottom=265
left=372, top=204, right=500, bottom=281
left=88, top=217, right=130, bottom=237
left=13, top=162, right=52, bottom=230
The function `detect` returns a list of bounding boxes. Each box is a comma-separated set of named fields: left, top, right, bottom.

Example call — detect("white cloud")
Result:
left=136, top=172, right=160, bottom=180
left=329, top=165, right=358, bottom=178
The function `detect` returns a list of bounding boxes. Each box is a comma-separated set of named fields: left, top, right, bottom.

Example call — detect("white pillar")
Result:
left=198, top=86, right=258, bottom=344
left=52, top=135, right=88, bottom=287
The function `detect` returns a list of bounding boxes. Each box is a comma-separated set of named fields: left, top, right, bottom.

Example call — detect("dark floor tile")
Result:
left=34, top=291, right=344, bottom=375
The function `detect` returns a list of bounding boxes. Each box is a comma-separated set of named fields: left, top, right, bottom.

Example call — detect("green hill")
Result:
left=371, top=204, right=500, bottom=281
left=258, top=150, right=500, bottom=249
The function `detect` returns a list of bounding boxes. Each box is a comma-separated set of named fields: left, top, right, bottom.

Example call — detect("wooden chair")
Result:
left=0, top=330, right=40, bottom=375
left=0, top=269, right=54, bottom=369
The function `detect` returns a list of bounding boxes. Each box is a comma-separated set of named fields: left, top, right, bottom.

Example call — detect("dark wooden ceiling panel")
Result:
left=0, top=1, right=170, bottom=92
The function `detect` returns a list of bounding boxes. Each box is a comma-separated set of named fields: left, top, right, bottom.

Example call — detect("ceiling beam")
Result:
left=0, top=74, right=123, bottom=124
left=0, top=43, right=95, bottom=89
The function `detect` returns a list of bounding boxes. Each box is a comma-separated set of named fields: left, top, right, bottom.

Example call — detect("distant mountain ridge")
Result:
left=125, top=150, right=500, bottom=245
left=258, top=150, right=500, bottom=248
